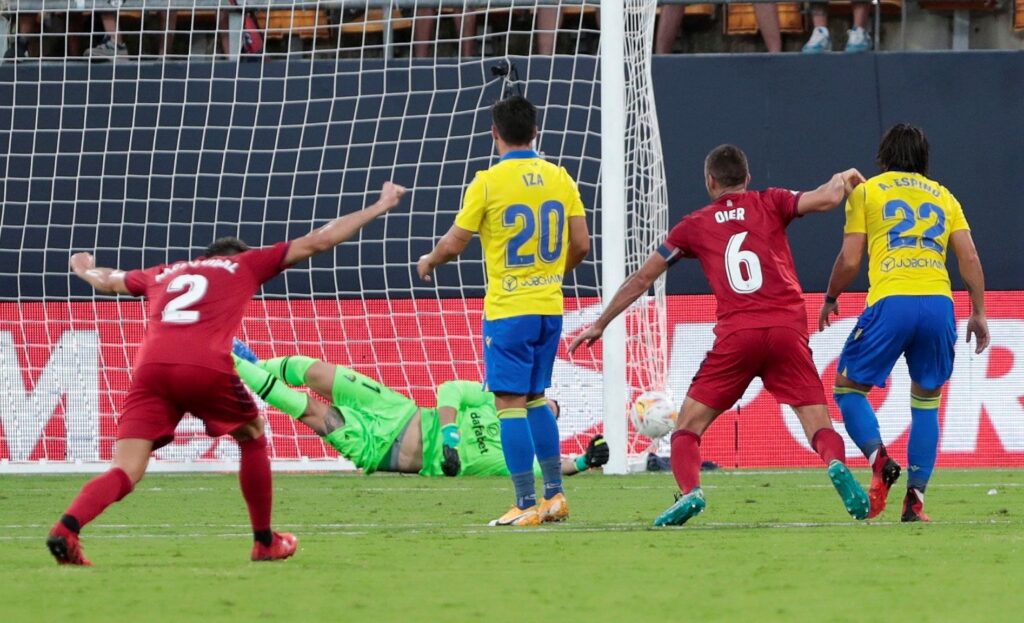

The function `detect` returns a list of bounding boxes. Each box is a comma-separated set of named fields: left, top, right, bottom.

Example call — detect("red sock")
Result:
left=238, top=435, right=273, bottom=538
left=63, top=467, right=134, bottom=531
left=670, top=429, right=702, bottom=493
left=811, top=428, right=846, bottom=465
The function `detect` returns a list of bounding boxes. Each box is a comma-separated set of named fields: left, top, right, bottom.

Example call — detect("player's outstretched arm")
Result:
left=562, top=435, right=609, bottom=475
left=568, top=251, right=669, bottom=354
left=417, top=225, right=474, bottom=282
left=950, top=229, right=990, bottom=354
left=564, top=215, right=591, bottom=275
left=70, top=252, right=132, bottom=295
left=284, top=182, right=407, bottom=266
left=818, top=233, right=867, bottom=331
left=797, top=169, right=866, bottom=215
left=435, top=381, right=489, bottom=476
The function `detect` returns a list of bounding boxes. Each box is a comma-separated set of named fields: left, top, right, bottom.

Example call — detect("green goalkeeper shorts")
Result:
left=322, top=367, right=418, bottom=474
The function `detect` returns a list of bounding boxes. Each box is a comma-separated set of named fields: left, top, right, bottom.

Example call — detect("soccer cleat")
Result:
left=653, top=487, right=706, bottom=527
left=488, top=505, right=541, bottom=527
left=827, top=460, right=870, bottom=520
left=802, top=27, right=832, bottom=54
left=46, top=523, right=92, bottom=566
left=867, top=453, right=902, bottom=519
left=538, top=493, right=570, bottom=523
left=251, top=532, right=298, bottom=561
left=901, top=488, right=931, bottom=523
left=844, top=27, right=872, bottom=53
left=232, top=338, right=260, bottom=363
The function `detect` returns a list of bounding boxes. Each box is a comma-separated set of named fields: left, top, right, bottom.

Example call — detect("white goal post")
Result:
left=0, top=0, right=669, bottom=473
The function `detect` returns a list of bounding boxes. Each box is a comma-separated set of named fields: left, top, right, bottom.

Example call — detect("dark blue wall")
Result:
left=654, top=52, right=1024, bottom=294
left=2, top=53, right=1022, bottom=300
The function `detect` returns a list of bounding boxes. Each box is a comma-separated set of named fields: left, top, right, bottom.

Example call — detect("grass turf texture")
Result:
left=1, top=469, right=1021, bottom=623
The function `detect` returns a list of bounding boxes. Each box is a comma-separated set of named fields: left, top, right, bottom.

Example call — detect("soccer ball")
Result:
left=630, top=391, right=677, bottom=440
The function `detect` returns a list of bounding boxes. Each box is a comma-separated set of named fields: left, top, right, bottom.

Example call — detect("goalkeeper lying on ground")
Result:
left=232, top=340, right=608, bottom=477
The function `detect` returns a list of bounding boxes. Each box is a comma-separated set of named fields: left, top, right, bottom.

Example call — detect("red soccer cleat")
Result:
left=901, top=488, right=931, bottom=523
left=46, top=523, right=92, bottom=566
left=251, top=532, right=298, bottom=562
left=867, top=450, right=902, bottom=519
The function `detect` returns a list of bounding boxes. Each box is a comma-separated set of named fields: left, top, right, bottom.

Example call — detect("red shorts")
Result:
left=119, top=363, right=259, bottom=449
left=688, top=327, right=826, bottom=411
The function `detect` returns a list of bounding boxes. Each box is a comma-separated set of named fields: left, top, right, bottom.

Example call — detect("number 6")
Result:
left=725, top=232, right=763, bottom=294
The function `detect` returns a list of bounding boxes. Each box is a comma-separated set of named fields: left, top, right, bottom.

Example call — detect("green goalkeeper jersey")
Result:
left=420, top=381, right=509, bottom=477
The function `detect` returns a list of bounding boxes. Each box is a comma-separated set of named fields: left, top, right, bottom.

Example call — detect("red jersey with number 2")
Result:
left=661, top=189, right=807, bottom=338
left=123, top=242, right=290, bottom=374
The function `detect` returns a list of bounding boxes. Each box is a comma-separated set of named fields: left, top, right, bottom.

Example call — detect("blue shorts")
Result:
left=482, top=314, right=563, bottom=395
left=837, top=295, right=956, bottom=390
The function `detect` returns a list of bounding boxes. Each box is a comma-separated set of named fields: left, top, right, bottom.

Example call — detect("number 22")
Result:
left=884, top=200, right=946, bottom=253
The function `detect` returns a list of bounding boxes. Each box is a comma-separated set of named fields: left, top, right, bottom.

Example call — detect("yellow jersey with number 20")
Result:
left=454, top=150, right=586, bottom=320
left=844, top=171, right=970, bottom=306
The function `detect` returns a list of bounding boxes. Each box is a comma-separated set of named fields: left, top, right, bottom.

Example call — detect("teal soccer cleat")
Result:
left=653, top=487, right=706, bottom=527
left=828, top=460, right=870, bottom=520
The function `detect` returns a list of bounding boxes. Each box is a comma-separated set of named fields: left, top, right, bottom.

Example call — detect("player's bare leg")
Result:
left=792, top=404, right=869, bottom=520
left=902, top=381, right=941, bottom=523
left=653, top=397, right=721, bottom=527
left=835, top=373, right=901, bottom=518
left=47, top=438, right=152, bottom=565
left=231, top=418, right=297, bottom=561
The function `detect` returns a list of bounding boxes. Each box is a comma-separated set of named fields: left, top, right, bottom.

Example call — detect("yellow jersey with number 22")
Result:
left=844, top=171, right=969, bottom=306
left=454, top=150, right=586, bottom=320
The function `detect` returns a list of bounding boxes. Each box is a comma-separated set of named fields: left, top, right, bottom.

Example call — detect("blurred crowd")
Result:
left=0, top=2, right=950, bottom=61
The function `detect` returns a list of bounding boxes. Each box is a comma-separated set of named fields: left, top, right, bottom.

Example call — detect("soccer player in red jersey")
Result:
left=569, top=145, right=869, bottom=526
left=46, top=182, right=407, bottom=565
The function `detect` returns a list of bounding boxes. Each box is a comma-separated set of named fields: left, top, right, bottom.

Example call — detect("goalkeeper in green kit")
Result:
left=231, top=340, right=608, bottom=477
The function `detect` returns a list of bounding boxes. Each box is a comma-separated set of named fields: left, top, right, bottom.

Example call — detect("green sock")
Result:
left=234, top=356, right=309, bottom=419
left=260, top=356, right=318, bottom=386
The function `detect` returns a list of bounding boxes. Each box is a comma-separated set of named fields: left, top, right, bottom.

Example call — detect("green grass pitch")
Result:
left=1, top=469, right=1021, bottom=623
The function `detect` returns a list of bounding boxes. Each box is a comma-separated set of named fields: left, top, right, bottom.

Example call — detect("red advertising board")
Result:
left=1, top=292, right=1021, bottom=468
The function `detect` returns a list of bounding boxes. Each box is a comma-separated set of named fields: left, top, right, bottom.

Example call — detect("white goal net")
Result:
left=0, top=0, right=667, bottom=472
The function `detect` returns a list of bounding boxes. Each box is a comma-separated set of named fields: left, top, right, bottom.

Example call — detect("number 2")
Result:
left=162, top=275, right=208, bottom=324
left=503, top=201, right=565, bottom=267
left=884, top=200, right=947, bottom=253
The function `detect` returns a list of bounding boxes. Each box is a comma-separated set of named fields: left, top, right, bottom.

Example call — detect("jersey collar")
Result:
left=499, top=149, right=540, bottom=161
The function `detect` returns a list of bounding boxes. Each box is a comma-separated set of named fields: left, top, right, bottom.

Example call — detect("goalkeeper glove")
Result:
left=441, top=424, right=461, bottom=477
left=574, top=435, right=609, bottom=471
left=232, top=338, right=259, bottom=364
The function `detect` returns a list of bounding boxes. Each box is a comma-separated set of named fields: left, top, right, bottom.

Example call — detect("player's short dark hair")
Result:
left=205, top=237, right=251, bottom=258
left=549, top=399, right=561, bottom=420
left=704, top=144, right=749, bottom=188
left=877, top=123, right=929, bottom=175
left=492, top=96, right=537, bottom=146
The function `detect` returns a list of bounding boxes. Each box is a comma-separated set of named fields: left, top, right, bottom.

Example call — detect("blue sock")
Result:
left=499, top=408, right=536, bottom=509
left=834, top=389, right=882, bottom=459
left=908, top=394, right=941, bottom=492
left=527, top=399, right=563, bottom=499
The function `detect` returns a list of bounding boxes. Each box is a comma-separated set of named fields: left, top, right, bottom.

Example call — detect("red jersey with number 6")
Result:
left=660, top=189, right=808, bottom=338
left=123, top=242, right=290, bottom=374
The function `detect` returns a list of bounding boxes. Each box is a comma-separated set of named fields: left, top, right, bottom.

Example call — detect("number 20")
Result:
left=503, top=201, right=565, bottom=267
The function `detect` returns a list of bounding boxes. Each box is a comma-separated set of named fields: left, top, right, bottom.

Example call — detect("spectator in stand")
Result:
left=85, top=13, right=128, bottom=59
left=4, top=13, right=37, bottom=60
left=412, top=7, right=579, bottom=57
left=803, top=2, right=871, bottom=52
left=414, top=8, right=479, bottom=57
left=656, top=4, right=782, bottom=54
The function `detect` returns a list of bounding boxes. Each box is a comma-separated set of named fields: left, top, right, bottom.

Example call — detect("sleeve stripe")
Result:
left=657, top=244, right=682, bottom=266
